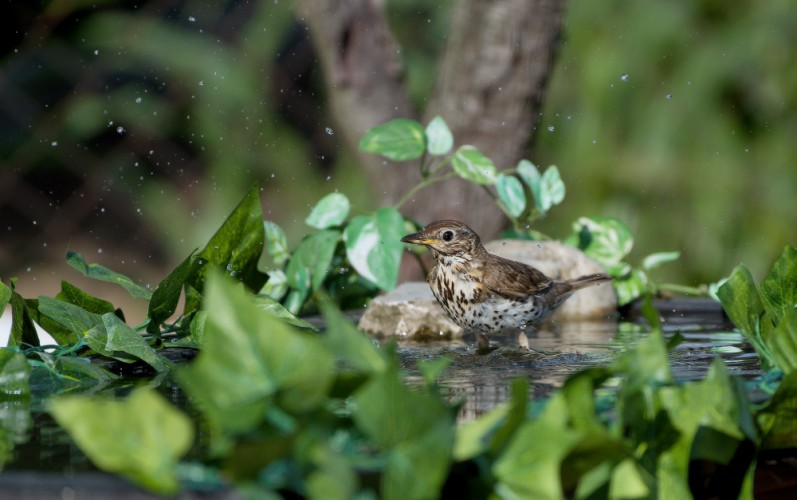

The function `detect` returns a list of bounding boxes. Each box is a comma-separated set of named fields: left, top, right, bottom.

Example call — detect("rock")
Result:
left=483, top=239, right=617, bottom=320
left=358, top=240, right=616, bottom=339
left=358, top=282, right=464, bottom=339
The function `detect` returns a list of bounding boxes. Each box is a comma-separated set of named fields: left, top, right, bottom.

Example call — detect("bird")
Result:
left=401, top=220, right=612, bottom=352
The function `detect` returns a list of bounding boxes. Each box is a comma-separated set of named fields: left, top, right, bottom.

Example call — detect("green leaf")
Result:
left=191, top=185, right=269, bottom=292
left=768, top=308, right=797, bottom=375
left=614, top=269, right=648, bottom=307
left=425, top=115, right=453, bottom=155
left=29, top=354, right=117, bottom=395
left=38, top=296, right=104, bottom=337
left=353, top=364, right=454, bottom=499
left=757, top=370, right=797, bottom=449
left=451, top=145, right=497, bottom=185
left=318, top=296, right=386, bottom=374
left=102, top=313, right=170, bottom=372
left=0, top=349, right=30, bottom=398
left=642, top=251, right=681, bottom=271
left=261, top=269, right=288, bottom=301
left=264, top=221, right=290, bottom=266
left=252, top=294, right=318, bottom=331
left=8, top=291, right=41, bottom=347
left=343, top=207, right=405, bottom=291
left=759, top=244, right=797, bottom=325
left=56, top=281, right=115, bottom=315
left=538, top=165, right=566, bottom=211
left=517, top=159, right=542, bottom=187
left=570, top=216, right=634, bottom=269
left=305, top=192, right=351, bottom=229
left=453, top=403, right=509, bottom=461
left=49, top=388, right=193, bottom=494
left=67, top=252, right=152, bottom=301
left=177, top=272, right=335, bottom=450
left=147, top=253, right=195, bottom=333
left=496, top=174, right=526, bottom=218
left=285, top=229, right=340, bottom=297
left=0, top=282, right=11, bottom=316
left=359, top=119, right=426, bottom=161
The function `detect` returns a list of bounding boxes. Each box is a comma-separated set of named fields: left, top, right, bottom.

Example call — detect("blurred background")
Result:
left=1, top=0, right=795, bottom=322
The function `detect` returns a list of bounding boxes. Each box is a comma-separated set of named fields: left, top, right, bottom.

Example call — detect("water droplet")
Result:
left=188, top=16, right=196, bottom=22
left=51, top=141, right=58, bottom=147
left=226, top=264, right=234, bottom=271
left=326, top=175, right=332, bottom=181
left=116, top=126, right=125, bottom=134
left=135, top=97, right=142, bottom=104
left=97, top=248, right=103, bottom=254
left=620, top=73, right=629, bottom=82
left=325, top=127, right=334, bottom=135
left=592, top=139, right=597, bottom=144
left=665, top=93, right=673, bottom=100
left=94, top=50, right=99, bottom=56
left=199, top=80, right=204, bottom=86
left=32, top=220, right=37, bottom=225
left=547, top=126, right=555, bottom=132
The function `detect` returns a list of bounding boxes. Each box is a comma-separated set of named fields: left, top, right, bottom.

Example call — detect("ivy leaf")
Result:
left=569, top=216, right=634, bottom=270
left=537, top=165, right=566, bottom=212
left=285, top=230, right=340, bottom=297
left=642, top=251, right=681, bottom=271
left=425, top=115, right=453, bottom=156
left=147, top=253, right=195, bottom=333
left=344, top=207, right=405, bottom=291
left=190, top=185, right=268, bottom=293
left=359, top=119, right=426, bottom=161
left=66, top=252, right=152, bottom=301
left=496, top=174, right=526, bottom=217
left=306, top=193, right=350, bottom=229
left=452, top=145, right=497, bottom=185
left=264, top=221, right=290, bottom=266
left=49, top=388, right=193, bottom=495
left=103, top=313, right=170, bottom=372
left=56, top=281, right=115, bottom=315
left=759, top=244, right=797, bottom=325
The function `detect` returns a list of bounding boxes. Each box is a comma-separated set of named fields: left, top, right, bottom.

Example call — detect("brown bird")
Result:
left=401, top=220, right=612, bottom=352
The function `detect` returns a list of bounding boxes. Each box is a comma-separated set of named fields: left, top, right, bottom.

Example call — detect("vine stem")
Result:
left=394, top=172, right=458, bottom=211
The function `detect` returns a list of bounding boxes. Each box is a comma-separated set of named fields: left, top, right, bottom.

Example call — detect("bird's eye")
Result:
left=442, top=230, right=454, bottom=242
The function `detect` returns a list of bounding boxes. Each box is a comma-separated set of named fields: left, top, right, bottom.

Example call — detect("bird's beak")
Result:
left=400, top=231, right=438, bottom=246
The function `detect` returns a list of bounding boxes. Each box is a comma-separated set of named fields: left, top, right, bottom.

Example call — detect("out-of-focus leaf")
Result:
left=757, top=370, right=797, bottom=450
left=190, top=185, right=268, bottom=293
left=759, top=244, right=797, bottom=325
left=454, top=403, right=509, bottom=461
left=642, top=251, right=681, bottom=271
left=285, top=229, right=340, bottom=299
left=178, top=272, right=334, bottom=451
left=569, top=216, right=634, bottom=271
left=452, top=145, right=497, bottom=185
left=28, top=354, right=117, bottom=396
left=264, top=221, right=290, bottom=266
left=517, top=159, right=542, bottom=187
left=425, top=115, right=454, bottom=155
left=306, top=447, right=358, bottom=500
left=717, top=265, right=773, bottom=369
left=318, top=296, right=385, bottom=374
left=261, top=269, right=288, bottom=301
left=147, top=253, right=194, bottom=333
left=353, top=364, right=454, bottom=500
left=253, top=294, right=317, bottom=331
left=49, top=388, right=193, bottom=495
left=66, top=251, right=152, bottom=300
left=306, top=193, right=350, bottom=229
left=0, top=349, right=30, bottom=398
left=344, top=207, right=405, bottom=291
left=496, top=174, right=526, bottom=218
left=537, top=165, right=566, bottom=211
left=614, top=269, right=648, bottom=307
left=359, top=118, right=426, bottom=161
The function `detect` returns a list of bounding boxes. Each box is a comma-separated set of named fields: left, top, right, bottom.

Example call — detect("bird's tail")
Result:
left=566, top=273, right=612, bottom=291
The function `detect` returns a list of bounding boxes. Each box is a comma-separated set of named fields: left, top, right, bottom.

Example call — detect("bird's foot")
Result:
left=517, top=331, right=541, bottom=354
left=476, top=333, right=491, bottom=354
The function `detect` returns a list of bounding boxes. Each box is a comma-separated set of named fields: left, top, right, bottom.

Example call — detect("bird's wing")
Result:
left=481, top=255, right=553, bottom=298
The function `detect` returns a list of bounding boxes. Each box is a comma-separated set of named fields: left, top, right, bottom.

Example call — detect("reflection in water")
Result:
left=395, top=316, right=758, bottom=420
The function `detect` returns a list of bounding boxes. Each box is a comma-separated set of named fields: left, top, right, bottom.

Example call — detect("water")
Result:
left=2, top=300, right=761, bottom=475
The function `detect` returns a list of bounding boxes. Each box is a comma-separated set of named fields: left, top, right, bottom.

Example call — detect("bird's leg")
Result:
left=476, top=332, right=490, bottom=353
left=517, top=330, right=529, bottom=351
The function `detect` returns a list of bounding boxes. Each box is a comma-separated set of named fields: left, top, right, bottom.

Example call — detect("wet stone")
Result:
left=359, top=240, right=616, bottom=339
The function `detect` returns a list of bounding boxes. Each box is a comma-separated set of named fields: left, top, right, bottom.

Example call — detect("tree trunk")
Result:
left=295, top=0, right=567, bottom=239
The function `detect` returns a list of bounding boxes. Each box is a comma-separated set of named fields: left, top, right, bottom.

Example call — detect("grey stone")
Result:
left=358, top=240, right=616, bottom=339
left=357, top=282, right=464, bottom=339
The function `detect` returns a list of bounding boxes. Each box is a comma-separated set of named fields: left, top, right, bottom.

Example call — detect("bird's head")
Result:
left=401, top=220, right=482, bottom=258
